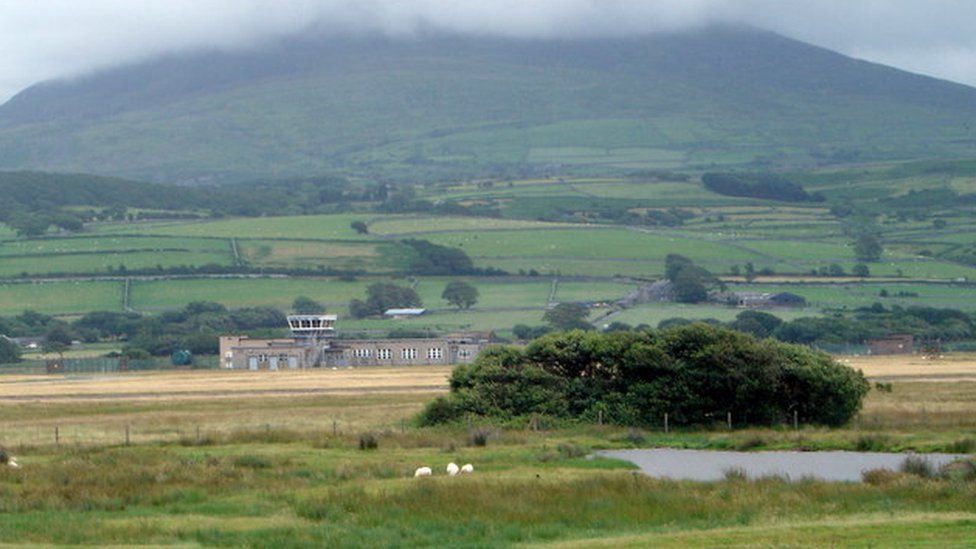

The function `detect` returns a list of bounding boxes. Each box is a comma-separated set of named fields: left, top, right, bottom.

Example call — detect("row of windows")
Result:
left=346, top=348, right=448, bottom=360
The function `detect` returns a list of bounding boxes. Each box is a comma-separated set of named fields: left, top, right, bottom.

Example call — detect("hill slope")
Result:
left=1, top=27, right=976, bottom=183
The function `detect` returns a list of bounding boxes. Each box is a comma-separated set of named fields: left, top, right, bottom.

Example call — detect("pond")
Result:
left=599, top=449, right=965, bottom=482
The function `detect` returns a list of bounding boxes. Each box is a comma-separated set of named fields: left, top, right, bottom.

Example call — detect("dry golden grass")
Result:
left=0, top=366, right=452, bottom=402
left=839, top=353, right=976, bottom=381
left=0, top=367, right=451, bottom=446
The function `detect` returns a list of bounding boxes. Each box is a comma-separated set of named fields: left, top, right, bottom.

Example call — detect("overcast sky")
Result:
left=2, top=0, right=976, bottom=102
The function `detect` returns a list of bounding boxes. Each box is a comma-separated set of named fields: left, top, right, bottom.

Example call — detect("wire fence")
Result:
left=0, top=355, right=219, bottom=375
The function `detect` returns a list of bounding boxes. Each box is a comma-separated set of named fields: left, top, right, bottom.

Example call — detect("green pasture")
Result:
left=0, top=236, right=227, bottom=256
left=423, top=227, right=763, bottom=263
left=96, top=213, right=378, bottom=240
left=0, top=280, right=123, bottom=316
left=729, top=282, right=976, bottom=311
left=0, top=251, right=232, bottom=277
left=128, top=277, right=374, bottom=312
left=237, top=239, right=405, bottom=272
left=604, top=303, right=809, bottom=328
left=366, top=216, right=573, bottom=236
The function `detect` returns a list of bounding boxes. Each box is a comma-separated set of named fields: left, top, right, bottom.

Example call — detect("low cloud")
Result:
left=2, top=1, right=976, bottom=102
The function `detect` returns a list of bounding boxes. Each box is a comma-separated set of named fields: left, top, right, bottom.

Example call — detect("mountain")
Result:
left=1, top=26, right=976, bottom=183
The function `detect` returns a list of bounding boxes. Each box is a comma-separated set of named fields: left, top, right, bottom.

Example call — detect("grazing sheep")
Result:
left=460, top=463, right=474, bottom=474
left=446, top=462, right=459, bottom=476
left=7, top=458, right=18, bottom=469
left=414, top=466, right=432, bottom=477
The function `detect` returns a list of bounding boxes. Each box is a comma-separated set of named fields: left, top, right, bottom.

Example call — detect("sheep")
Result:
left=446, top=462, right=459, bottom=476
left=414, top=466, right=432, bottom=477
left=7, top=458, right=18, bottom=469
left=460, top=463, right=474, bottom=474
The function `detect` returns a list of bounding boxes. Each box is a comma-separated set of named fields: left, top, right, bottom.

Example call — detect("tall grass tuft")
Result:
left=899, top=455, right=935, bottom=478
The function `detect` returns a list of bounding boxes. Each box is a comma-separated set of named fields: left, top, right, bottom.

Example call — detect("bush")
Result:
left=469, top=427, right=493, bottom=447
left=420, top=325, right=869, bottom=428
left=862, top=468, right=902, bottom=485
left=232, top=455, right=271, bottom=469
left=854, top=434, right=889, bottom=452
left=359, top=433, right=379, bottom=451
left=900, top=455, right=935, bottom=478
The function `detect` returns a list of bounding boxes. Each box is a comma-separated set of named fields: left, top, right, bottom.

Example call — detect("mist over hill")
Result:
left=1, top=26, right=975, bottom=183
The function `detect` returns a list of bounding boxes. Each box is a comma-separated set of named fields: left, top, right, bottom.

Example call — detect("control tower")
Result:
left=286, top=314, right=337, bottom=340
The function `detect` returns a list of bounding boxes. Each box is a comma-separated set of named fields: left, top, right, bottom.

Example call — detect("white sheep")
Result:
left=7, top=457, right=19, bottom=469
left=414, top=466, right=432, bottom=477
left=460, top=463, right=474, bottom=474
left=446, top=462, right=459, bottom=476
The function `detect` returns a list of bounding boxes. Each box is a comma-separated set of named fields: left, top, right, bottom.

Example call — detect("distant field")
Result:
left=603, top=303, right=810, bottom=328
left=237, top=239, right=403, bottom=272
left=97, top=214, right=378, bottom=240
left=729, top=282, right=976, bottom=311
left=0, top=280, right=123, bottom=316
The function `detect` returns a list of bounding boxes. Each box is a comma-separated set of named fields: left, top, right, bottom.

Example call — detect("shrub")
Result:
left=723, top=467, right=748, bottom=481
left=855, top=434, right=890, bottom=452
left=557, top=442, right=587, bottom=459
left=359, top=433, right=379, bottom=451
left=469, top=427, right=493, bottom=447
left=948, top=438, right=976, bottom=454
left=736, top=436, right=766, bottom=451
left=900, top=455, right=935, bottom=478
left=232, top=455, right=271, bottom=469
left=862, top=468, right=902, bottom=485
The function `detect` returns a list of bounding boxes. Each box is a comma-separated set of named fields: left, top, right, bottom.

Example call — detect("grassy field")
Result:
left=3, top=358, right=976, bottom=545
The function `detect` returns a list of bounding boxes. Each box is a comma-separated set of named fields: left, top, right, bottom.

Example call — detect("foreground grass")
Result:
left=3, top=434, right=976, bottom=546
left=3, top=374, right=976, bottom=545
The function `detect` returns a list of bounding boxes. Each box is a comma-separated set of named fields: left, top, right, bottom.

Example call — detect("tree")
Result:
left=854, top=234, right=883, bottom=262
left=42, top=341, right=68, bottom=360
left=350, top=220, right=369, bottom=235
left=350, top=283, right=423, bottom=318
left=0, top=337, right=21, bottom=364
left=542, top=303, right=592, bottom=331
left=672, top=268, right=708, bottom=303
left=292, top=296, right=325, bottom=314
left=852, top=264, right=870, bottom=278
left=744, top=262, right=756, bottom=282
left=44, top=324, right=75, bottom=346
left=441, top=281, right=479, bottom=309
left=827, top=264, right=845, bottom=277
left=664, top=254, right=695, bottom=282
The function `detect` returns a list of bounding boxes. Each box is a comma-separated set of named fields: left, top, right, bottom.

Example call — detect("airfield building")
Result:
left=219, top=314, right=490, bottom=370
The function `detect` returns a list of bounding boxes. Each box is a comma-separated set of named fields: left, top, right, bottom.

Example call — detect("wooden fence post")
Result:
left=664, top=413, right=669, bottom=434
left=55, top=425, right=60, bottom=446
left=793, top=410, right=799, bottom=430
left=727, top=412, right=732, bottom=430
left=125, top=424, right=130, bottom=446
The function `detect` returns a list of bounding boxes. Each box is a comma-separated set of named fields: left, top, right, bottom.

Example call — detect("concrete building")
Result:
left=220, top=314, right=490, bottom=370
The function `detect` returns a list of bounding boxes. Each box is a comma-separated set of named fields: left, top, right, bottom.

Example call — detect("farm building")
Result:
left=220, top=314, right=490, bottom=370
left=868, top=334, right=914, bottom=355
left=384, top=308, right=426, bottom=319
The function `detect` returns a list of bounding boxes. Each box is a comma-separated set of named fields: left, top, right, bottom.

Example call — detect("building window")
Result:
left=258, top=354, right=268, bottom=363
left=427, top=348, right=443, bottom=360
left=353, top=348, right=372, bottom=359
left=377, top=349, right=392, bottom=360
left=402, top=348, right=417, bottom=360
left=458, top=349, right=471, bottom=359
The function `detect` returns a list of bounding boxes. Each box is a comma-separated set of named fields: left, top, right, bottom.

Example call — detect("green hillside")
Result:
left=2, top=27, right=976, bottom=183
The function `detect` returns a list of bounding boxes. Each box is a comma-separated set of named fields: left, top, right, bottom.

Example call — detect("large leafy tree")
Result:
left=542, top=303, right=592, bottom=331
left=441, top=281, right=479, bottom=309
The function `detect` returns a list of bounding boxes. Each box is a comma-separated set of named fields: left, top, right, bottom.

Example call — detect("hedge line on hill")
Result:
left=420, top=324, right=868, bottom=428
